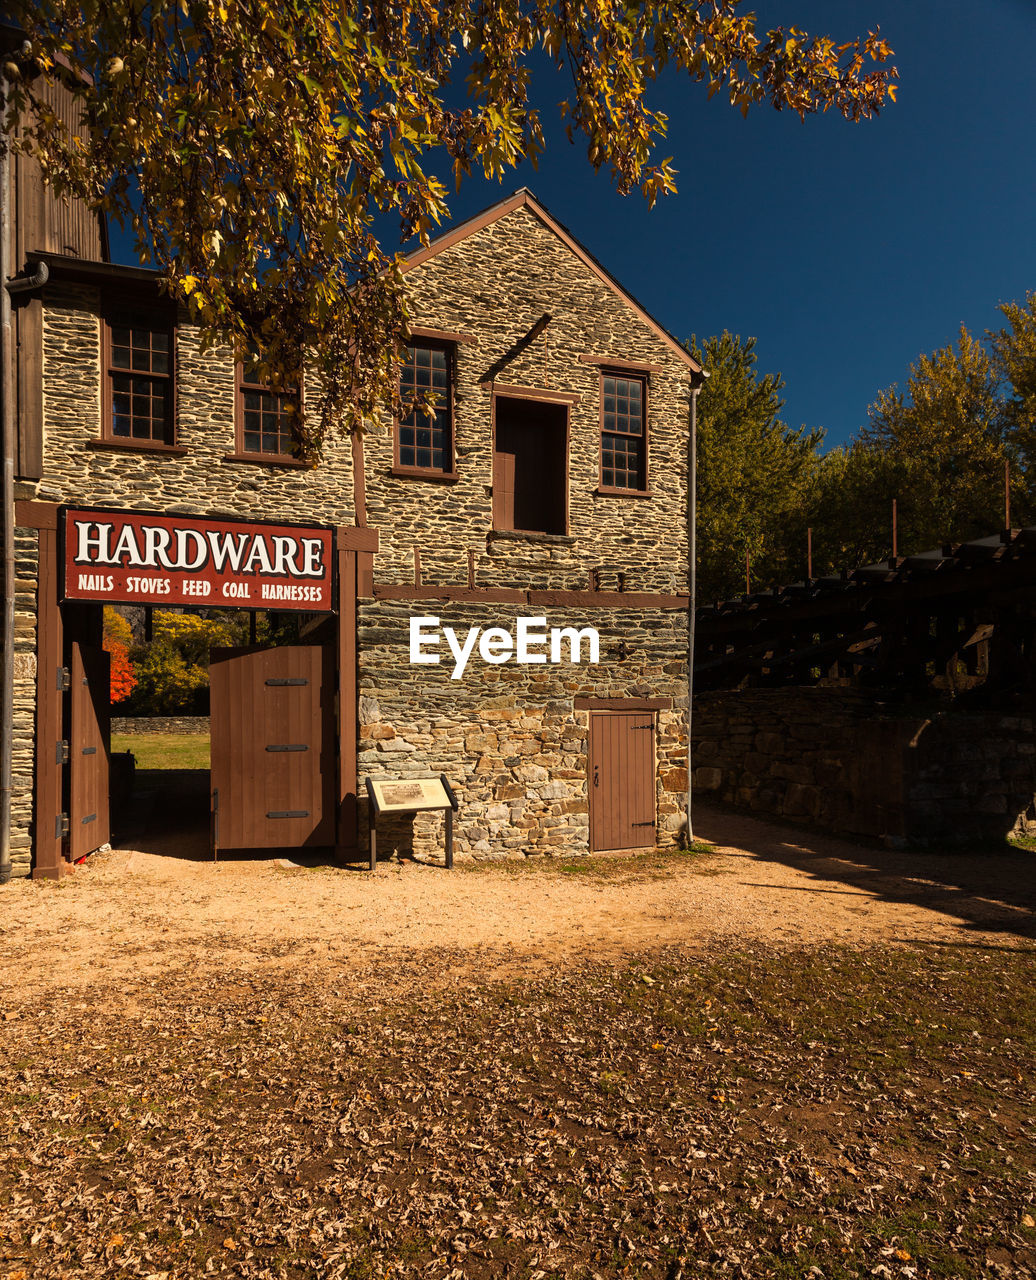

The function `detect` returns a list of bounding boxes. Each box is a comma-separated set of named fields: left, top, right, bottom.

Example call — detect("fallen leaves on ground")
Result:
left=1, top=944, right=1035, bottom=1279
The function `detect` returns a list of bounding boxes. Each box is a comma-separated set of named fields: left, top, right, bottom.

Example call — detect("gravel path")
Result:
left=3, top=803, right=1033, bottom=1005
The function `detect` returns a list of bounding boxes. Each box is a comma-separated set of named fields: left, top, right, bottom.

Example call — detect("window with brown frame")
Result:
left=600, top=371, right=647, bottom=492
left=236, top=345, right=303, bottom=461
left=104, top=310, right=175, bottom=444
left=395, top=342, right=454, bottom=475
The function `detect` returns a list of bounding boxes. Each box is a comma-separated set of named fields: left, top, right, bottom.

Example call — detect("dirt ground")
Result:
left=3, top=802, right=1034, bottom=1005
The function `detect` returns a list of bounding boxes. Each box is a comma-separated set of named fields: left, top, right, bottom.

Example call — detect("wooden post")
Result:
left=807, top=527, right=813, bottom=580
left=445, top=806, right=453, bottom=870
left=892, top=498, right=898, bottom=559
left=413, top=547, right=421, bottom=587
left=336, top=543, right=358, bottom=858
left=1005, top=458, right=1012, bottom=531
left=467, top=549, right=475, bottom=589
left=745, top=550, right=751, bottom=595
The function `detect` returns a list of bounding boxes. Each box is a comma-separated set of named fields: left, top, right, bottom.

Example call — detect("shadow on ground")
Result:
left=693, top=800, right=1036, bottom=943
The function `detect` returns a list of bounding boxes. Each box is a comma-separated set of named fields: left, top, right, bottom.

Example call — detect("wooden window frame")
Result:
left=99, top=300, right=177, bottom=450
left=230, top=350, right=307, bottom=467
left=392, top=340, right=458, bottom=481
left=491, top=390, right=571, bottom=537
left=597, top=368, right=651, bottom=497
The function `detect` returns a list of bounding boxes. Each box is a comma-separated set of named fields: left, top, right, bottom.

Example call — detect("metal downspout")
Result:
left=0, top=71, right=13, bottom=884
left=686, top=384, right=698, bottom=846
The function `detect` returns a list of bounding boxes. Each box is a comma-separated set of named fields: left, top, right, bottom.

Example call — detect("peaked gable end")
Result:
left=401, top=190, right=703, bottom=379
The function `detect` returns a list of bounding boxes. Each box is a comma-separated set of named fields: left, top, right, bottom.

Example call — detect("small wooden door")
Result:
left=210, top=645, right=334, bottom=852
left=69, top=641, right=111, bottom=860
left=588, top=710, right=656, bottom=852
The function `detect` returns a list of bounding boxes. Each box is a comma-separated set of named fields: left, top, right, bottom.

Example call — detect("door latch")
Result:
left=56, top=740, right=69, bottom=764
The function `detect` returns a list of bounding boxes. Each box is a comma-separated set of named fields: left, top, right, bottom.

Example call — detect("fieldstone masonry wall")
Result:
left=111, top=716, right=209, bottom=735
left=367, top=206, right=692, bottom=594
left=358, top=600, right=688, bottom=860
left=693, top=689, right=1036, bottom=846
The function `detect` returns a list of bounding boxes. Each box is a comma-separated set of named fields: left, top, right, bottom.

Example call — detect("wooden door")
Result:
left=69, top=641, right=111, bottom=860
left=210, top=645, right=334, bottom=852
left=588, top=710, right=656, bottom=852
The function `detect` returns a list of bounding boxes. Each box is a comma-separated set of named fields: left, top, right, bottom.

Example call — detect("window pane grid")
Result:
left=107, top=313, right=172, bottom=442
left=399, top=344, right=451, bottom=471
left=601, top=374, right=646, bottom=489
left=239, top=350, right=301, bottom=457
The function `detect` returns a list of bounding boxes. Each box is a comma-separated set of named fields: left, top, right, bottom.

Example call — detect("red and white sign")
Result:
left=63, top=508, right=334, bottom=611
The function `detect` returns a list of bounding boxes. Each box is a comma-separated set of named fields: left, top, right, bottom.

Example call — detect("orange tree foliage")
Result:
left=6, top=0, right=895, bottom=453
left=102, top=606, right=137, bottom=704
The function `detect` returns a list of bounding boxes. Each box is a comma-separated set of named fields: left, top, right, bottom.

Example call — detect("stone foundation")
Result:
left=692, top=688, right=1036, bottom=846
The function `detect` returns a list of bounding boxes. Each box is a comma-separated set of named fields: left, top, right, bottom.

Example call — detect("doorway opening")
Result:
left=66, top=603, right=335, bottom=863
left=492, top=396, right=568, bottom=535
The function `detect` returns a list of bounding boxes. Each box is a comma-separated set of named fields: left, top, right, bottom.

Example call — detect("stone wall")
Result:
left=37, top=284, right=358, bottom=528
left=2, top=523, right=39, bottom=879
left=367, top=204, right=692, bottom=594
left=692, top=689, right=1036, bottom=846
left=111, top=716, right=209, bottom=735
left=358, top=600, right=688, bottom=860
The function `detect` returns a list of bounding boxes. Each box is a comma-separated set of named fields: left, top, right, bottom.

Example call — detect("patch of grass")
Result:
left=111, top=732, right=210, bottom=771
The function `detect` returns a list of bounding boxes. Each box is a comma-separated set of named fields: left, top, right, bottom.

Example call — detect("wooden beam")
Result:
left=336, top=548, right=358, bottom=856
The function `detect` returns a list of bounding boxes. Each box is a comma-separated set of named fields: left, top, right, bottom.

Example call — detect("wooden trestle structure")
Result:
left=695, top=529, right=1036, bottom=700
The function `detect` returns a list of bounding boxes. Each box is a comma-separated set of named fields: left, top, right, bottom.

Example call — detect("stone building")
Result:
left=2, top=158, right=703, bottom=877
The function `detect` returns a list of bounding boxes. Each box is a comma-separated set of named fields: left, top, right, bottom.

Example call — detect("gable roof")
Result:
left=401, top=188, right=705, bottom=380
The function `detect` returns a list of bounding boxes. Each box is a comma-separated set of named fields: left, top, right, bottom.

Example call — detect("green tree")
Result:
left=691, top=332, right=823, bottom=602
left=991, top=290, right=1036, bottom=514
left=6, top=1, right=895, bottom=450
left=127, top=610, right=247, bottom=715
left=850, top=324, right=1010, bottom=555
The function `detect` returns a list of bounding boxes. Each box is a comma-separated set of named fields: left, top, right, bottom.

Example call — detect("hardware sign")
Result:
left=62, top=508, right=334, bottom=611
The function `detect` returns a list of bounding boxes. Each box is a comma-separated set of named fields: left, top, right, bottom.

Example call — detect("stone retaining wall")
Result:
left=692, top=688, right=1036, bottom=846
left=111, top=716, right=210, bottom=735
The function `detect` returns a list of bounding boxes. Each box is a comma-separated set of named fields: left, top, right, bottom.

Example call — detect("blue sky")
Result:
left=111, top=1, right=1036, bottom=449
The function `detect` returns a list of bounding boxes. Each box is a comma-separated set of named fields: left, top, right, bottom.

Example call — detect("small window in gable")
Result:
left=236, top=344, right=303, bottom=462
left=395, top=342, right=455, bottom=476
left=600, top=372, right=648, bottom=493
left=104, top=310, right=175, bottom=444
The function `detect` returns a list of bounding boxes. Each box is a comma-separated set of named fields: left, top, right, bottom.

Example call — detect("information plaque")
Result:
left=364, top=774, right=459, bottom=870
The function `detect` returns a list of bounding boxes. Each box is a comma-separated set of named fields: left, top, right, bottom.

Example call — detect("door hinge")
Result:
left=57, top=666, right=71, bottom=692
left=265, top=743, right=309, bottom=752
left=632, top=820, right=656, bottom=827
left=267, top=810, right=310, bottom=819
left=56, top=740, right=69, bottom=764
left=55, top=813, right=69, bottom=838
left=266, top=677, right=308, bottom=686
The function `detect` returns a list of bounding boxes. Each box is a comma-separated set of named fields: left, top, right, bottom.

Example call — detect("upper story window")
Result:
left=600, top=371, right=648, bottom=493
left=395, top=342, right=455, bottom=477
left=236, top=345, right=303, bottom=462
left=103, top=310, right=175, bottom=445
